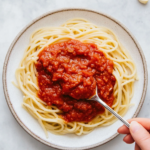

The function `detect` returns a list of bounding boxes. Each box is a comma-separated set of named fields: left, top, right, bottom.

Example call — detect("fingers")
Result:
left=118, top=118, right=150, bottom=134
left=118, top=125, right=130, bottom=134
left=123, top=134, right=134, bottom=144
left=118, top=118, right=150, bottom=149
left=130, top=121, right=150, bottom=150
left=128, top=118, right=150, bottom=130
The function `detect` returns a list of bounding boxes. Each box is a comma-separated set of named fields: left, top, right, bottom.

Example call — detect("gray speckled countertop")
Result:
left=0, top=0, right=150, bottom=150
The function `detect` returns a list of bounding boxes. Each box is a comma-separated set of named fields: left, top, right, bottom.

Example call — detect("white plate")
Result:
left=3, top=8, right=148, bottom=150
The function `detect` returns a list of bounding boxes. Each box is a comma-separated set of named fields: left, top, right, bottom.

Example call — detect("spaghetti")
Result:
left=15, top=18, right=137, bottom=136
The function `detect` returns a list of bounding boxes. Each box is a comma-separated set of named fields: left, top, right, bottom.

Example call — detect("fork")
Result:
left=88, top=86, right=130, bottom=128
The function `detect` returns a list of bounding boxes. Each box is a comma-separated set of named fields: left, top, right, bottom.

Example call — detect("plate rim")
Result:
left=2, top=8, right=148, bottom=150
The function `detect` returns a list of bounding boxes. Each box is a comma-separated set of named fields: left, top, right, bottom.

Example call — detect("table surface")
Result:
left=0, top=0, right=150, bottom=150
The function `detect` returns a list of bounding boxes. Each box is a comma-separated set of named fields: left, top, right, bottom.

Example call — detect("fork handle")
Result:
left=96, top=97, right=130, bottom=128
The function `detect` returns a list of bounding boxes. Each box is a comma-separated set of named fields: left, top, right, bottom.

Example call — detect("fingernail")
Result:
left=130, top=121, right=141, bottom=133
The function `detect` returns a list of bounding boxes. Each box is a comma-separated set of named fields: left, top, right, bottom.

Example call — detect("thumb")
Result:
left=130, top=121, right=150, bottom=150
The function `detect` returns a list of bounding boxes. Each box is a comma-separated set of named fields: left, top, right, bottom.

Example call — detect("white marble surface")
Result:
left=0, top=0, right=150, bottom=150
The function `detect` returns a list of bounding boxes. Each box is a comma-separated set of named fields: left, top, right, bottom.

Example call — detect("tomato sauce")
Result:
left=36, top=39, right=116, bottom=122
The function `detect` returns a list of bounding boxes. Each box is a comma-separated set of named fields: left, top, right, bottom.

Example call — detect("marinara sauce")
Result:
left=36, top=39, right=116, bottom=122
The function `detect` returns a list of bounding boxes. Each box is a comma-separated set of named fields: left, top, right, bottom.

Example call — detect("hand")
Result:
left=118, top=118, right=150, bottom=150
